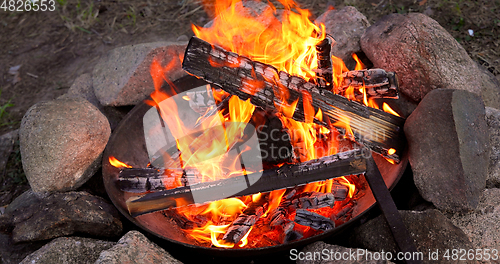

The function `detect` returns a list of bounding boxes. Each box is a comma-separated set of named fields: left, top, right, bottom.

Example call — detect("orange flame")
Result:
left=109, top=156, right=132, bottom=168
left=143, top=0, right=369, bottom=248
left=192, top=0, right=325, bottom=82
left=339, top=176, right=356, bottom=198
left=382, top=103, right=401, bottom=117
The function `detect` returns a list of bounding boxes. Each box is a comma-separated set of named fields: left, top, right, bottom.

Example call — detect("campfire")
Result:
left=106, top=0, right=405, bottom=250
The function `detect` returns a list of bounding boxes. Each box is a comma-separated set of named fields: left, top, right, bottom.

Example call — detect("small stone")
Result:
left=93, top=42, right=187, bottom=106
left=404, top=89, right=489, bottom=212
left=486, top=107, right=500, bottom=188
left=95, top=230, right=182, bottom=264
left=349, top=210, right=473, bottom=264
left=19, top=97, right=111, bottom=197
left=360, top=13, right=500, bottom=109
left=3, top=191, right=122, bottom=243
left=19, top=237, right=115, bottom=264
left=315, top=6, right=370, bottom=70
left=0, top=130, right=26, bottom=207
left=0, top=130, right=17, bottom=175
left=298, top=241, right=395, bottom=264
left=450, top=189, right=500, bottom=251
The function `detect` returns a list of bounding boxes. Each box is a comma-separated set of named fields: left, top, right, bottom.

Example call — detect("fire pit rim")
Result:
left=102, top=75, right=408, bottom=255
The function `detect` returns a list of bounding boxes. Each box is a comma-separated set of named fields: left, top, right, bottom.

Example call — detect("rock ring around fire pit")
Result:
left=102, top=75, right=408, bottom=256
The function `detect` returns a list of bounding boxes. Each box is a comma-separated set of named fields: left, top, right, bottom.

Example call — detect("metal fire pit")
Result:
left=102, top=75, right=408, bottom=256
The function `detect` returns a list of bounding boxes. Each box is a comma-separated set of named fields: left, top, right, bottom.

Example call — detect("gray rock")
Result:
left=60, top=73, right=133, bottom=131
left=19, top=237, right=115, bottom=264
left=4, top=189, right=38, bottom=216
left=450, top=188, right=500, bottom=251
left=1, top=191, right=122, bottom=243
left=0, top=130, right=26, bottom=207
left=0, top=130, right=17, bottom=175
left=93, top=42, right=187, bottom=106
left=59, top=73, right=101, bottom=109
left=486, top=107, right=500, bottom=188
left=19, top=97, right=111, bottom=197
left=298, top=241, right=395, bottom=264
left=315, top=6, right=370, bottom=70
left=95, top=230, right=182, bottom=264
left=404, top=89, right=489, bottom=212
left=0, top=233, right=45, bottom=264
left=360, top=13, right=500, bottom=109
left=349, top=210, right=473, bottom=264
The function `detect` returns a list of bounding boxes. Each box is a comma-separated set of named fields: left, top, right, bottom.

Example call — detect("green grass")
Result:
left=0, top=90, right=15, bottom=128
left=58, top=0, right=100, bottom=31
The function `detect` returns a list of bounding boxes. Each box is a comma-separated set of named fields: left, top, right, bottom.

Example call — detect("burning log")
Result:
left=294, top=209, right=335, bottom=231
left=125, top=149, right=366, bottom=216
left=315, top=36, right=334, bottom=90
left=182, top=37, right=405, bottom=161
left=118, top=168, right=202, bottom=193
left=338, top=69, right=399, bottom=100
left=222, top=194, right=268, bottom=244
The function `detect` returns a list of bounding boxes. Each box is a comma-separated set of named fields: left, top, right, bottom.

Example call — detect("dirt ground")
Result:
left=0, top=0, right=499, bottom=136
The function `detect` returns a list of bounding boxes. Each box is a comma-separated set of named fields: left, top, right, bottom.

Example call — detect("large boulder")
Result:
left=92, top=42, right=187, bottom=106
left=404, top=89, right=489, bottom=212
left=349, top=210, right=473, bottom=264
left=485, top=107, right=500, bottom=188
left=0, top=191, right=122, bottom=243
left=450, top=188, right=500, bottom=251
left=95, top=231, right=182, bottom=264
left=19, top=97, right=110, bottom=197
left=360, top=13, right=500, bottom=109
left=315, top=6, right=370, bottom=70
left=60, top=73, right=131, bottom=131
left=19, top=237, right=115, bottom=264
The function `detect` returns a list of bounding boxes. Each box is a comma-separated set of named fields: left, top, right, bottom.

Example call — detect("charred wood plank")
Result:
left=182, top=37, right=405, bottom=161
left=294, top=209, right=335, bottom=231
left=125, top=149, right=366, bottom=217
left=118, top=168, right=202, bottom=193
left=338, top=69, right=399, bottom=100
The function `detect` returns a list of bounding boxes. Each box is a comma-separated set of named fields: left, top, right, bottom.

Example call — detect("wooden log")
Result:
left=118, top=167, right=202, bottom=193
left=315, top=37, right=334, bottom=90
left=182, top=37, right=405, bottom=161
left=222, top=194, right=267, bottom=244
left=338, top=69, right=399, bottom=100
left=294, top=209, right=335, bottom=231
left=125, top=149, right=366, bottom=217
